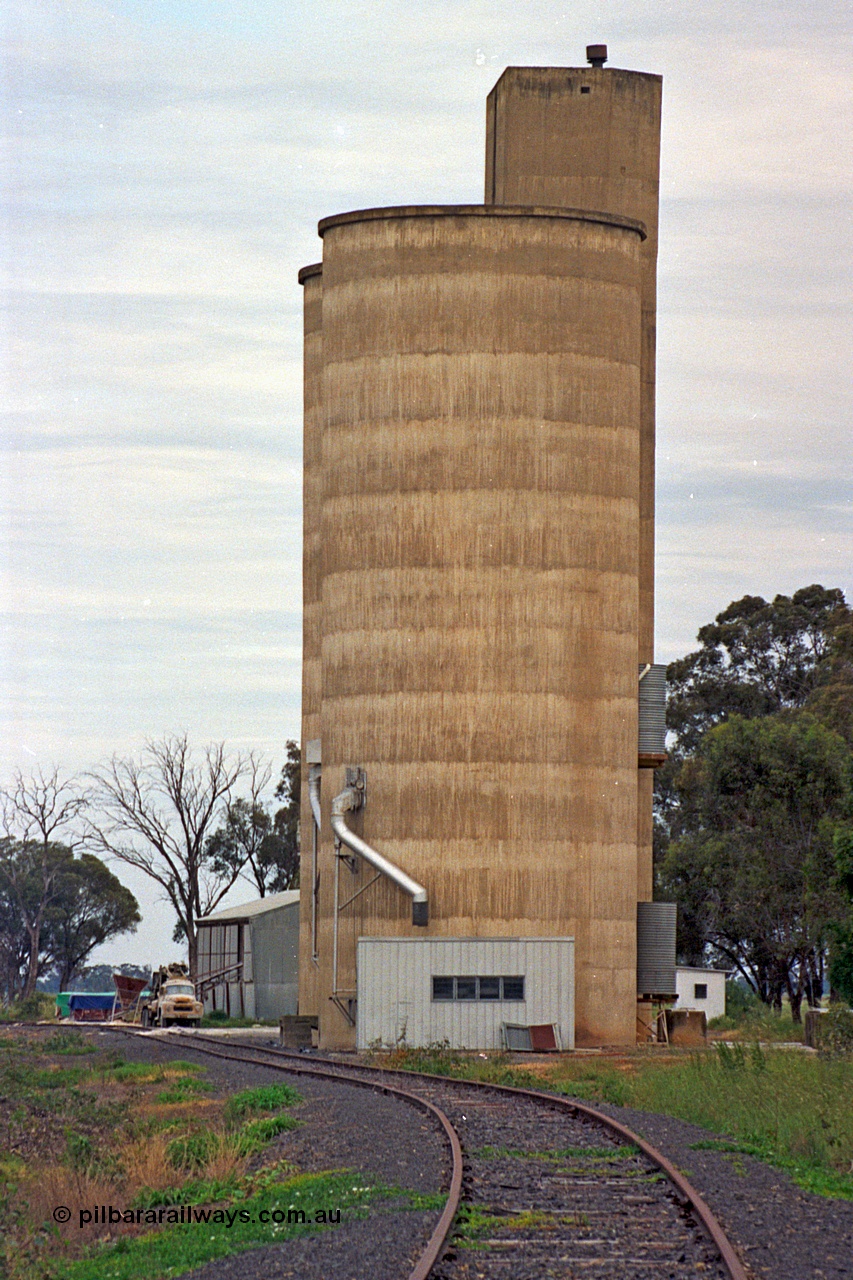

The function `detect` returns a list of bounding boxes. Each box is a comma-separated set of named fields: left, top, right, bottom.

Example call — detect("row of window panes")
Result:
left=431, top=976, right=525, bottom=1002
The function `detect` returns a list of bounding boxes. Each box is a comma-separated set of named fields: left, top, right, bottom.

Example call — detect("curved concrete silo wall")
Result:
left=315, top=205, right=644, bottom=1047
left=297, top=262, right=322, bottom=1018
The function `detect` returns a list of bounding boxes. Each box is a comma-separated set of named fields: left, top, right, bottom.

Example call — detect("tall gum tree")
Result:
left=0, top=769, right=87, bottom=998
left=656, top=586, right=853, bottom=1017
left=203, top=743, right=301, bottom=898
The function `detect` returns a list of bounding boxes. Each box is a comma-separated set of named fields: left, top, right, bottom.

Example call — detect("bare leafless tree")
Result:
left=86, top=735, right=251, bottom=974
left=0, top=768, right=87, bottom=998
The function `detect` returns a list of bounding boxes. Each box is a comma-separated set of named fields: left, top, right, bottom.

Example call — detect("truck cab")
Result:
left=141, top=964, right=204, bottom=1028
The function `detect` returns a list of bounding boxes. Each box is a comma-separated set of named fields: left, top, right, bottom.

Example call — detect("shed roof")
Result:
left=197, top=889, right=299, bottom=925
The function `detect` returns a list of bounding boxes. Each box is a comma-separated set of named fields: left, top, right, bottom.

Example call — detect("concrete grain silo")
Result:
left=298, top=49, right=668, bottom=1051
left=298, top=261, right=323, bottom=1019
left=484, top=59, right=664, bottom=904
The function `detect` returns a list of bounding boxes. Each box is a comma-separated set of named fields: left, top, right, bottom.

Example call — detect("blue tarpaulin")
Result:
left=68, top=994, right=115, bottom=1011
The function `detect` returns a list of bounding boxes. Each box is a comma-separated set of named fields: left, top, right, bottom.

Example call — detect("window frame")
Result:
left=430, top=975, right=526, bottom=1003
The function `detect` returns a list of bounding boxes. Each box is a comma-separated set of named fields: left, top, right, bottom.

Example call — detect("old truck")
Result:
left=140, top=963, right=204, bottom=1028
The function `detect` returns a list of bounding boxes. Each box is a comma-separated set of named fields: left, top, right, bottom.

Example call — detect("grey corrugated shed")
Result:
left=197, top=890, right=299, bottom=925
left=196, top=892, right=299, bottom=1020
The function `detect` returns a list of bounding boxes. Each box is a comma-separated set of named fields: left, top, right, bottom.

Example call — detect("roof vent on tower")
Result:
left=586, top=44, right=607, bottom=68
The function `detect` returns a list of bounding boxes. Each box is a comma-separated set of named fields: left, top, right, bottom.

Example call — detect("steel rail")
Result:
left=163, top=1033, right=750, bottom=1280
left=105, top=1028, right=463, bottom=1280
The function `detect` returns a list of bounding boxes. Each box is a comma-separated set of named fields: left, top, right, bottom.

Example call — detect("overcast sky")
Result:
left=2, top=0, right=851, bottom=968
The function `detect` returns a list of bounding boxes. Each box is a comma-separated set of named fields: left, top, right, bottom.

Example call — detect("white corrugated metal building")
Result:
left=356, top=937, right=574, bottom=1051
left=196, top=891, right=299, bottom=1021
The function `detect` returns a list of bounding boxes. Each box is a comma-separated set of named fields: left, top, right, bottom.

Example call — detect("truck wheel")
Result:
left=162, top=1017, right=171, bottom=1028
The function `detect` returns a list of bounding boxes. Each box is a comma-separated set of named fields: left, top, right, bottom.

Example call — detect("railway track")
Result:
left=106, top=1028, right=749, bottom=1280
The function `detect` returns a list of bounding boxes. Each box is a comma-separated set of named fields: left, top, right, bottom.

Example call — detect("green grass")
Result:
left=223, top=1083, right=301, bottom=1122
left=620, top=1047, right=853, bottom=1198
left=0, top=1152, right=26, bottom=1184
left=155, top=1077, right=213, bottom=1103
left=106, top=1060, right=204, bottom=1084
left=40, top=1031, right=96, bottom=1056
left=551, top=1068, right=631, bottom=1106
left=0, top=994, right=56, bottom=1022
left=2, top=1064, right=92, bottom=1090
left=47, top=1169, right=422, bottom=1280
left=453, top=1203, right=589, bottom=1248
left=166, top=1130, right=220, bottom=1172
left=547, top=1046, right=853, bottom=1199
left=160, top=1080, right=303, bottom=1174
left=237, top=1114, right=299, bottom=1154
left=378, top=1038, right=853, bottom=1200
left=707, top=1005, right=803, bottom=1042
left=474, top=1142, right=640, bottom=1164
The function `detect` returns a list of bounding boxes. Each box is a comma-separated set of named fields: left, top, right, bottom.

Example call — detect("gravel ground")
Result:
left=96, top=1029, right=447, bottom=1280
left=588, top=1101, right=853, bottom=1280
left=98, top=1032, right=853, bottom=1280
left=422, top=1081, right=729, bottom=1280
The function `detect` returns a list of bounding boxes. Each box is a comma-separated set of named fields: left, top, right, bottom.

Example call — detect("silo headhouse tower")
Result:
left=298, top=49, right=671, bottom=1050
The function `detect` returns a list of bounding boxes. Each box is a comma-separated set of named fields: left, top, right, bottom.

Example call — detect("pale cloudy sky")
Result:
left=2, top=1, right=851, bottom=966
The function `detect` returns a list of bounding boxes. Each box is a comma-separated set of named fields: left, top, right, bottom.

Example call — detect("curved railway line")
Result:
left=105, top=1028, right=749, bottom=1280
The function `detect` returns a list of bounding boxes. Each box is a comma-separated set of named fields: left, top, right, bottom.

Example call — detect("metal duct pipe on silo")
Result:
left=308, top=762, right=322, bottom=830
left=330, top=783, right=429, bottom=927
left=307, top=758, right=322, bottom=966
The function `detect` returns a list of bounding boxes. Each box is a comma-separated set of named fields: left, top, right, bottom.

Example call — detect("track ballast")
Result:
left=110, top=1028, right=748, bottom=1280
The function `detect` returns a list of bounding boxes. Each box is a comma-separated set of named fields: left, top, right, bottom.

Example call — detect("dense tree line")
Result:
left=655, top=585, right=853, bottom=1018
left=36, top=963, right=149, bottom=995
left=0, top=742, right=300, bottom=1001
left=0, top=768, right=140, bottom=1001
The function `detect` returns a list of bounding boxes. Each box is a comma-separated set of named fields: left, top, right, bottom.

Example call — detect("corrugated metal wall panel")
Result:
left=638, top=663, right=667, bottom=754
left=636, top=901, right=677, bottom=996
left=357, top=937, right=574, bottom=1050
left=243, top=926, right=253, bottom=983
left=251, top=904, right=299, bottom=1020
left=198, top=911, right=300, bottom=1020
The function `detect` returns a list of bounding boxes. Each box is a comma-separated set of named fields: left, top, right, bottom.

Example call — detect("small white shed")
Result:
left=674, top=967, right=728, bottom=1022
left=196, top=891, right=299, bottom=1021
left=356, top=936, right=574, bottom=1051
